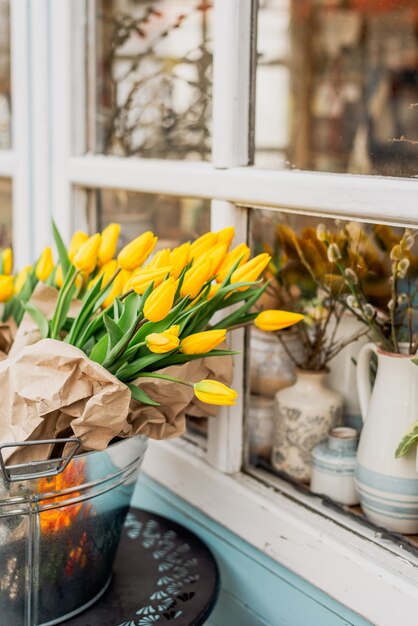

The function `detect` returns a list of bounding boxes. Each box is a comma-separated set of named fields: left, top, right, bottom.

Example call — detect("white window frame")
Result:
left=6, top=2, right=418, bottom=623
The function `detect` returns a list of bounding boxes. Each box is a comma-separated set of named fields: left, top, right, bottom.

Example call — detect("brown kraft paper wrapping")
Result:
left=1, top=339, right=233, bottom=464
left=125, top=354, right=233, bottom=440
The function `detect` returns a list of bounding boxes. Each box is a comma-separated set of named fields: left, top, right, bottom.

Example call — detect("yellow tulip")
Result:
left=15, top=265, right=32, bottom=294
left=231, top=253, right=271, bottom=287
left=97, top=259, right=119, bottom=285
left=169, top=242, right=191, bottom=279
left=0, top=275, right=14, bottom=302
left=146, top=248, right=171, bottom=270
left=55, top=264, right=64, bottom=288
left=73, top=233, right=101, bottom=274
left=180, top=329, right=226, bottom=355
left=143, top=277, right=177, bottom=322
left=68, top=231, right=89, bottom=262
left=216, top=243, right=251, bottom=283
left=101, top=269, right=130, bottom=309
left=129, top=266, right=172, bottom=295
left=194, top=380, right=238, bottom=406
left=216, top=226, right=235, bottom=248
left=36, top=247, right=54, bottom=282
left=2, top=248, right=12, bottom=274
left=189, top=232, right=217, bottom=261
left=180, top=259, right=212, bottom=299
left=145, top=330, right=180, bottom=354
left=207, top=283, right=220, bottom=299
left=254, top=310, right=305, bottom=332
left=207, top=242, right=228, bottom=275
left=57, top=264, right=84, bottom=292
left=167, top=324, right=180, bottom=337
left=98, top=223, right=121, bottom=265
left=118, top=231, right=157, bottom=271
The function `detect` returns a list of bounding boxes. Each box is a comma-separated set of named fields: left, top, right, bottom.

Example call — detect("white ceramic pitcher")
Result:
left=355, top=342, right=418, bottom=533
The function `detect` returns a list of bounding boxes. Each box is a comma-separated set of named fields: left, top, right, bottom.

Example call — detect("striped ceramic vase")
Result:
left=355, top=343, right=418, bottom=534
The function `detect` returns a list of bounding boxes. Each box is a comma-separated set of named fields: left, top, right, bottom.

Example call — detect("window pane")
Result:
left=255, top=0, right=418, bottom=177
left=94, top=189, right=210, bottom=247
left=0, top=177, right=12, bottom=246
left=246, top=206, right=418, bottom=548
left=0, top=0, right=11, bottom=149
left=91, top=0, right=213, bottom=159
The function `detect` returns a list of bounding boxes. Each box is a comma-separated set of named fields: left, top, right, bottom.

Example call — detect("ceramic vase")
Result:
left=250, top=328, right=305, bottom=397
left=272, top=370, right=344, bottom=482
left=355, top=343, right=418, bottom=534
left=311, top=426, right=359, bottom=505
left=326, top=313, right=369, bottom=431
left=248, top=394, right=275, bottom=461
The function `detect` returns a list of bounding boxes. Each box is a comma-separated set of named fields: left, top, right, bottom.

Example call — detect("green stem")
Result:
left=50, top=270, right=79, bottom=340
left=134, top=372, right=193, bottom=387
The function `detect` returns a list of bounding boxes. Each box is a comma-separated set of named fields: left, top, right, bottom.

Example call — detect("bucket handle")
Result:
left=0, top=437, right=81, bottom=483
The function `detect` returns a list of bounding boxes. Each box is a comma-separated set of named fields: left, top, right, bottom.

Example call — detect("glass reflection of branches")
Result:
left=95, top=1, right=212, bottom=159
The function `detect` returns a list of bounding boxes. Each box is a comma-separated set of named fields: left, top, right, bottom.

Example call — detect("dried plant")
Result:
left=97, top=2, right=212, bottom=159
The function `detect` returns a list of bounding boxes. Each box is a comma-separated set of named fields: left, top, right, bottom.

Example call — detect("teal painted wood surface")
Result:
left=133, top=474, right=371, bottom=626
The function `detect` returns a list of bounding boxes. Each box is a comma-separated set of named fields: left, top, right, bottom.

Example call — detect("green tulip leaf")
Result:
left=103, top=314, right=124, bottom=351
left=127, top=383, right=160, bottom=406
left=395, top=421, right=418, bottom=458
left=24, top=303, right=50, bottom=339
left=89, top=334, right=109, bottom=364
left=118, top=292, right=140, bottom=333
left=113, top=297, right=123, bottom=321
left=52, top=220, right=71, bottom=276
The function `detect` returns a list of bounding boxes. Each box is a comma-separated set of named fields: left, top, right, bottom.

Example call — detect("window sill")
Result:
left=143, top=438, right=418, bottom=626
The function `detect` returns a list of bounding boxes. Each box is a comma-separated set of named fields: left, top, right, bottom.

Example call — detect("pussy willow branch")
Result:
left=326, top=327, right=370, bottom=362
left=276, top=332, right=304, bottom=369
left=390, top=261, right=399, bottom=353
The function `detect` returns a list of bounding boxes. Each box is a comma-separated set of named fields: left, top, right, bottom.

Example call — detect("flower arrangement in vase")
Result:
left=312, top=223, right=418, bottom=532
left=0, top=223, right=304, bottom=623
left=265, top=223, right=371, bottom=482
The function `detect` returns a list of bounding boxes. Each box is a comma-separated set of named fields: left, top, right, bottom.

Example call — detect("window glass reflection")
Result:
left=256, top=0, right=418, bottom=177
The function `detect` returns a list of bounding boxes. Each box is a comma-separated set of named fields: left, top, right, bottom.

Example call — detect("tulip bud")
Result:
left=36, top=247, right=54, bottom=282
left=68, top=231, right=89, bottom=262
left=145, top=330, right=180, bottom=354
left=98, top=223, right=121, bottom=265
left=146, top=248, right=171, bottom=270
left=73, top=234, right=101, bottom=274
left=15, top=265, right=32, bottom=294
left=180, top=329, right=226, bottom=355
left=143, top=277, right=177, bottom=322
left=254, top=310, right=304, bottom=332
left=2, top=248, right=12, bottom=274
left=216, top=226, right=235, bottom=248
left=118, top=231, right=158, bottom=271
left=129, top=266, right=172, bottom=295
left=216, top=243, right=251, bottom=283
left=194, top=380, right=238, bottom=406
left=101, top=269, right=131, bottom=309
left=169, top=242, right=191, bottom=279
left=207, top=243, right=228, bottom=275
left=189, top=232, right=217, bottom=261
left=55, top=264, right=64, bottom=288
left=180, top=259, right=212, bottom=299
left=0, top=274, right=14, bottom=302
left=231, top=252, right=271, bottom=287
left=97, top=259, right=119, bottom=286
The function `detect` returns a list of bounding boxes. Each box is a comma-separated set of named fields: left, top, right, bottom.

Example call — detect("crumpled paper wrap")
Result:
left=2, top=338, right=232, bottom=465
left=0, top=322, right=15, bottom=360
left=126, top=355, right=233, bottom=440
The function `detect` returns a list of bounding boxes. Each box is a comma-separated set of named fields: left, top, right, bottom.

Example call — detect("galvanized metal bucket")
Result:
left=0, top=435, right=148, bottom=626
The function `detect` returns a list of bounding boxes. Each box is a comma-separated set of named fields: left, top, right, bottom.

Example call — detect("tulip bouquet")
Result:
left=0, top=223, right=302, bottom=460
